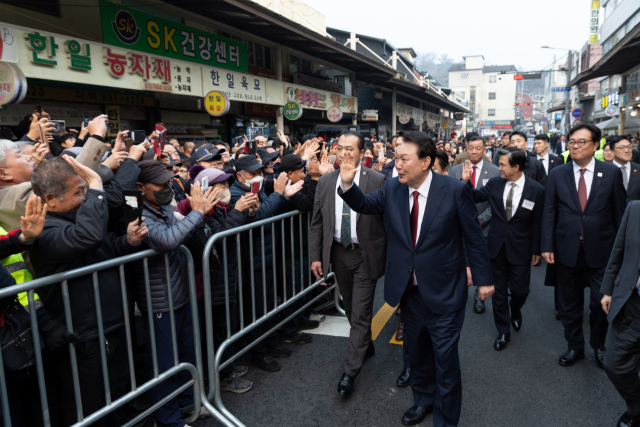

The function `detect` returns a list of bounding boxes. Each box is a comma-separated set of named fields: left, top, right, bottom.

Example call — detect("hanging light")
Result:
left=632, top=110, right=638, bottom=117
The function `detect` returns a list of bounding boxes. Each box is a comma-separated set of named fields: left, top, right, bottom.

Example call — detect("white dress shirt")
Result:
left=392, top=165, right=398, bottom=178
left=408, top=171, right=433, bottom=286
left=503, top=173, right=526, bottom=217
left=335, top=166, right=361, bottom=244
left=559, top=140, right=566, bottom=152
left=537, top=153, right=549, bottom=175
left=613, top=159, right=629, bottom=189
left=573, top=157, right=595, bottom=199
left=470, top=159, right=483, bottom=188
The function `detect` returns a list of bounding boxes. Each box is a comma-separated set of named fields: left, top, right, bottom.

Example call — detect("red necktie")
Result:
left=471, top=166, right=477, bottom=188
left=406, top=191, right=420, bottom=292
left=578, top=168, right=587, bottom=239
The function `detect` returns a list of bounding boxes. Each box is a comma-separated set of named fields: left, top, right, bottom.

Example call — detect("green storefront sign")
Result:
left=100, top=0, right=248, bottom=72
left=284, top=101, right=303, bottom=121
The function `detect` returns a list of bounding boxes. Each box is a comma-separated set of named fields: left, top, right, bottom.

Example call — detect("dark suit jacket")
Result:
left=531, top=153, right=563, bottom=181
left=624, top=161, right=640, bottom=205
left=309, top=167, right=386, bottom=281
left=555, top=141, right=568, bottom=156
left=451, top=161, right=500, bottom=237
left=470, top=176, right=545, bottom=265
left=522, top=156, right=547, bottom=187
left=338, top=172, right=493, bottom=313
left=381, top=159, right=395, bottom=180
left=602, top=201, right=640, bottom=322
left=541, top=159, right=627, bottom=268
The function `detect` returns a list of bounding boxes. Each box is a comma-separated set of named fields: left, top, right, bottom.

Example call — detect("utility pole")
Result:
left=564, top=50, right=572, bottom=136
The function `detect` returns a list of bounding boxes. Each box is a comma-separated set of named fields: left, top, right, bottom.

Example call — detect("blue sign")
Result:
left=554, top=113, right=563, bottom=120
left=572, top=108, right=583, bottom=118
left=551, top=87, right=571, bottom=93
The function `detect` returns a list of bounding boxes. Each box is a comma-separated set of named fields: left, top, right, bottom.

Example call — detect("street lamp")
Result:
left=541, top=46, right=578, bottom=136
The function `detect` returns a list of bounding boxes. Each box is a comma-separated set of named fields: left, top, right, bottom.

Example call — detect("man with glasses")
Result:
left=542, top=123, right=627, bottom=369
left=451, top=135, right=499, bottom=314
left=610, top=135, right=640, bottom=204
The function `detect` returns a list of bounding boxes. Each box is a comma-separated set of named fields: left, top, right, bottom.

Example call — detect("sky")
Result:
left=302, top=0, right=591, bottom=72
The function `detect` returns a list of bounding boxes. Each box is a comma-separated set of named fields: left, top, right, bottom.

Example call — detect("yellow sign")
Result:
left=204, top=90, right=230, bottom=117
left=442, top=122, right=449, bottom=129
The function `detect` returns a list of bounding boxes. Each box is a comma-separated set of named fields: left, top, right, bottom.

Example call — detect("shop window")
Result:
left=488, top=109, right=496, bottom=116
left=0, top=0, right=60, bottom=16
left=255, top=43, right=264, bottom=69
left=489, top=92, right=496, bottom=100
left=247, top=42, right=272, bottom=70
left=248, top=41, right=255, bottom=66
left=264, top=46, right=272, bottom=71
left=290, top=55, right=299, bottom=74
left=489, top=75, right=496, bottom=83
left=459, top=91, right=465, bottom=99
left=301, top=58, right=312, bottom=72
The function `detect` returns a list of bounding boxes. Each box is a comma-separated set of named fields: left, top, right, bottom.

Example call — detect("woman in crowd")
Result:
left=603, top=142, right=615, bottom=162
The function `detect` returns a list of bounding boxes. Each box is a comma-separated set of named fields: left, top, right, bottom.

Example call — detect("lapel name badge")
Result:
left=597, top=172, right=603, bottom=177
left=522, top=200, right=535, bottom=211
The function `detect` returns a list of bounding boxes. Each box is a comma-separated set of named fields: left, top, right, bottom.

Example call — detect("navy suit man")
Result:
left=542, top=123, right=627, bottom=368
left=338, top=131, right=494, bottom=427
left=463, top=147, right=545, bottom=350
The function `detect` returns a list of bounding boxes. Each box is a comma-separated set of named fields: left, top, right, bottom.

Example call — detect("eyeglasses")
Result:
left=568, top=139, right=593, bottom=147
left=615, top=145, right=633, bottom=151
left=179, top=169, right=188, bottom=173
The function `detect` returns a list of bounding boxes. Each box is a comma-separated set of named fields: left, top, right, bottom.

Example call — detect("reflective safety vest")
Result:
left=594, top=149, right=604, bottom=162
left=562, top=150, right=570, bottom=163
left=0, top=227, right=38, bottom=307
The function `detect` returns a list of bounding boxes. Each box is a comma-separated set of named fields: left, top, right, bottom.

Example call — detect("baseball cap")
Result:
left=234, top=155, right=263, bottom=173
left=138, top=160, right=178, bottom=184
left=194, top=168, right=234, bottom=186
left=278, top=154, right=305, bottom=173
left=191, top=147, right=222, bottom=165
left=257, top=148, right=280, bottom=165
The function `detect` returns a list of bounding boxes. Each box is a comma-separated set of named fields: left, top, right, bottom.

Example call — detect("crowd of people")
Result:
left=2, top=106, right=640, bottom=427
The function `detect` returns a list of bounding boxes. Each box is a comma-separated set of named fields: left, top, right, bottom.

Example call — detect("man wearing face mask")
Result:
left=258, top=147, right=280, bottom=196
left=229, top=155, right=305, bottom=371
left=131, top=160, right=218, bottom=426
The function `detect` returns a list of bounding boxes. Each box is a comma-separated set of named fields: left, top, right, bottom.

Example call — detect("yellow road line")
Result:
left=370, top=303, right=397, bottom=341
left=389, top=334, right=403, bottom=345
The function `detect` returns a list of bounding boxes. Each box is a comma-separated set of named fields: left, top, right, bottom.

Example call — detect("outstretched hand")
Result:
left=339, top=151, right=358, bottom=187
left=20, top=196, right=47, bottom=243
left=461, top=160, right=472, bottom=183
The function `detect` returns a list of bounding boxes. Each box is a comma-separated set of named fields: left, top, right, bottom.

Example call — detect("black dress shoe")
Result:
left=617, top=411, right=640, bottom=427
left=555, top=311, right=561, bottom=321
left=558, top=349, right=585, bottom=366
left=396, top=368, right=410, bottom=387
left=474, top=299, right=486, bottom=314
left=401, top=405, right=433, bottom=426
left=252, top=355, right=281, bottom=372
left=511, top=315, right=522, bottom=331
left=337, top=373, right=355, bottom=397
left=595, top=347, right=606, bottom=369
left=365, top=342, right=375, bottom=359
left=494, top=333, right=510, bottom=351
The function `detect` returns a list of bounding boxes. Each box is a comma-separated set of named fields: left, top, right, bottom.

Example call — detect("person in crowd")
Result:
left=462, top=147, right=545, bottom=350
left=604, top=142, right=615, bottom=163
left=278, top=154, right=331, bottom=345
left=164, top=143, right=182, bottom=164
left=542, top=123, right=627, bottom=369
left=361, top=147, right=378, bottom=169
left=555, top=134, right=568, bottom=156
left=132, top=160, right=218, bottom=426
left=170, top=160, right=189, bottom=202
left=29, top=155, right=148, bottom=427
left=214, top=143, right=231, bottom=168
left=381, top=135, right=402, bottom=179
left=533, top=134, right=563, bottom=176
left=336, top=130, right=494, bottom=427
left=601, top=201, right=640, bottom=427
left=255, top=135, right=269, bottom=148
left=509, top=131, right=547, bottom=187
left=177, top=168, right=258, bottom=394
left=431, top=149, right=449, bottom=176
left=443, top=142, right=455, bottom=164
left=190, top=147, right=224, bottom=170
left=60, top=134, right=76, bottom=150
left=229, top=155, right=303, bottom=372
left=609, top=135, right=640, bottom=204
left=453, top=133, right=491, bottom=167
left=257, top=147, right=280, bottom=196
left=178, top=162, right=191, bottom=186
left=180, top=141, right=195, bottom=160
left=310, top=130, right=386, bottom=398
left=550, top=133, right=558, bottom=152
left=491, top=132, right=512, bottom=166
left=451, top=135, right=499, bottom=314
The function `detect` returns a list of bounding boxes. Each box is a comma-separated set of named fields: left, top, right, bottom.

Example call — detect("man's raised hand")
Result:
left=461, top=160, right=472, bottom=183
left=339, top=151, right=358, bottom=187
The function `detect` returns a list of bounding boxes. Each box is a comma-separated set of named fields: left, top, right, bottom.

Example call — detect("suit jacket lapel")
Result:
left=415, top=173, right=445, bottom=247
left=511, top=178, right=531, bottom=220
left=356, top=168, right=369, bottom=224
left=329, top=170, right=339, bottom=230
left=495, top=179, right=508, bottom=221
left=584, top=161, right=603, bottom=213
left=398, top=181, right=412, bottom=248
left=563, top=166, right=582, bottom=212
left=479, top=161, right=491, bottom=187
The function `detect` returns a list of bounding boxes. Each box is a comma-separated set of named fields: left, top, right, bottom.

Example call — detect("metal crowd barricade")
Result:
left=201, top=210, right=342, bottom=427
left=0, top=245, right=233, bottom=427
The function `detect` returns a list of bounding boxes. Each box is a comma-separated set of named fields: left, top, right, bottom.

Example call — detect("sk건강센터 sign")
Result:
left=284, top=101, right=303, bottom=121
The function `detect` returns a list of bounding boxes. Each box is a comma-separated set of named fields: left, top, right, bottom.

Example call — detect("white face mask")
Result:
left=218, top=189, right=231, bottom=206
left=240, top=172, right=264, bottom=192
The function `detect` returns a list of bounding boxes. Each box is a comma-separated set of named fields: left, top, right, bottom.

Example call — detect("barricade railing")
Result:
left=0, top=245, right=233, bottom=427
left=201, top=210, right=342, bottom=427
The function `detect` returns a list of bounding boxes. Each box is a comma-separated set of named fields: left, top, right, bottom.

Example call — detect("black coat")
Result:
left=624, top=161, right=640, bottom=205
left=275, top=174, right=318, bottom=259
left=522, top=156, right=547, bottom=187
left=30, top=190, right=141, bottom=342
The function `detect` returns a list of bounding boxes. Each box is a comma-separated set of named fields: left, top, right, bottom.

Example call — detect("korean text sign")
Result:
left=100, top=0, right=248, bottom=72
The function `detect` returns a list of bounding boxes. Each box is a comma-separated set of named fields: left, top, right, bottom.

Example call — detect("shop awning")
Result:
left=374, top=78, right=469, bottom=113
left=547, top=103, right=566, bottom=113
left=570, top=23, right=640, bottom=86
left=596, top=117, right=619, bottom=130
left=172, top=0, right=396, bottom=81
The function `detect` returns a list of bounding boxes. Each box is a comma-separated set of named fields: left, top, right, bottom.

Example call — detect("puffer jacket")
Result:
left=229, top=180, right=289, bottom=270
left=129, top=201, right=204, bottom=314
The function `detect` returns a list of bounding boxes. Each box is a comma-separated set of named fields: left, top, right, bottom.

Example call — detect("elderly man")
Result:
left=0, top=117, right=145, bottom=230
left=29, top=156, right=148, bottom=427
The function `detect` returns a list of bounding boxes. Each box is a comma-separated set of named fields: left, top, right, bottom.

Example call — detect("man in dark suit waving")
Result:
left=338, top=131, right=494, bottom=427
left=461, top=147, right=545, bottom=350
left=542, top=123, right=627, bottom=368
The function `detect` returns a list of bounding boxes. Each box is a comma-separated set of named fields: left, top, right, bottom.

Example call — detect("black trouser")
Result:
left=605, top=292, right=640, bottom=416
left=556, top=245, right=608, bottom=351
left=49, top=328, right=128, bottom=427
left=491, top=244, right=531, bottom=335
left=243, top=266, right=279, bottom=358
